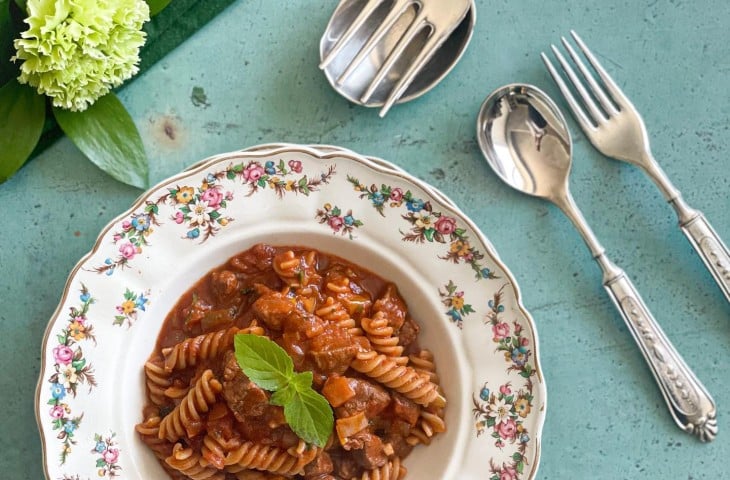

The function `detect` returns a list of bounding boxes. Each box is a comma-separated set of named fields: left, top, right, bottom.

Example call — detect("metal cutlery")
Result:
left=319, top=0, right=473, bottom=117
left=542, top=30, right=730, bottom=305
left=477, top=84, right=717, bottom=442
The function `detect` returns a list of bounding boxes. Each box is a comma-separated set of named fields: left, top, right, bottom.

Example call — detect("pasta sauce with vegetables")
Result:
left=137, top=244, right=446, bottom=480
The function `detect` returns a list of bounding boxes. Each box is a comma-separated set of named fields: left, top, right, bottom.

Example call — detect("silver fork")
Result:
left=542, top=31, right=730, bottom=306
left=319, top=0, right=472, bottom=117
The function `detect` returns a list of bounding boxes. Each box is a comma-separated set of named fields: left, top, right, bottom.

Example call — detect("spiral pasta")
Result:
left=144, top=360, right=172, bottom=406
left=158, top=369, right=222, bottom=442
left=223, top=441, right=318, bottom=475
left=351, top=351, right=445, bottom=408
left=316, top=296, right=363, bottom=337
left=165, top=443, right=225, bottom=480
left=361, top=312, right=407, bottom=365
left=361, top=457, right=405, bottom=480
left=162, top=326, right=240, bottom=372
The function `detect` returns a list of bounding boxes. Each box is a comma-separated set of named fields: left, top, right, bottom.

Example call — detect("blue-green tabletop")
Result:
left=2, top=1, right=728, bottom=478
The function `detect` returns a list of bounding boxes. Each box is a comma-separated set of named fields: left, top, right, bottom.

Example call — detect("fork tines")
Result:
left=541, top=30, right=631, bottom=131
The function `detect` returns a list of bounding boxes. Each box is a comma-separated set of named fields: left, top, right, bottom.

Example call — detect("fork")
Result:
left=319, top=0, right=472, bottom=117
left=542, top=31, right=730, bottom=307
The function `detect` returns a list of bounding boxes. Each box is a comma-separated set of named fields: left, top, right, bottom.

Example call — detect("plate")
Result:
left=37, top=144, right=546, bottom=479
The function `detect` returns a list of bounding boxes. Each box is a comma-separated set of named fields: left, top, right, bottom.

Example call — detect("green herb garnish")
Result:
left=234, top=334, right=333, bottom=447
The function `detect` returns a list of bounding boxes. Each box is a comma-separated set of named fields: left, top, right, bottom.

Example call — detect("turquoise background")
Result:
left=1, top=1, right=728, bottom=478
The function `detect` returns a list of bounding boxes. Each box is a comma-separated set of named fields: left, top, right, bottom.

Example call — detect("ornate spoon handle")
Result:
left=678, top=211, right=730, bottom=304
left=598, top=256, right=718, bottom=441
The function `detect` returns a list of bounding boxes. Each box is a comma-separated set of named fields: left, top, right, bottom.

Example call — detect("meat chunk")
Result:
left=252, top=289, right=294, bottom=330
left=210, top=270, right=239, bottom=301
left=391, top=393, right=420, bottom=426
left=304, top=451, right=334, bottom=477
left=230, top=243, right=276, bottom=274
left=335, top=378, right=391, bottom=419
left=343, top=431, right=387, bottom=470
left=221, top=353, right=268, bottom=421
left=309, top=324, right=358, bottom=375
left=373, top=284, right=407, bottom=330
left=397, top=316, right=420, bottom=349
left=384, top=420, right=414, bottom=458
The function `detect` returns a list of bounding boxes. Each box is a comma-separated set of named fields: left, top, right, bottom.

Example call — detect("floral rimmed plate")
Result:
left=36, top=144, right=546, bottom=480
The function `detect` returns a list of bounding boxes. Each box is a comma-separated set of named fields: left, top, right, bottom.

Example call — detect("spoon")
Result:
left=476, top=84, right=717, bottom=442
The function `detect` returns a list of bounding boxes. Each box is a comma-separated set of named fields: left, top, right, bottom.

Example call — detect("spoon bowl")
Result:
left=475, top=83, right=718, bottom=441
left=476, top=84, right=572, bottom=202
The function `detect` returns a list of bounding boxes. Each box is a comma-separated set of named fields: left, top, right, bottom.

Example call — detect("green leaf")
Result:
left=512, top=452, right=523, bottom=461
left=516, top=461, right=524, bottom=474
left=96, top=458, right=107, bottom=468
left=53, top=92, right=149, bottom=189
left=284, top=387, right=333, bottom=447
left=291, top=371, right=314, bottom=391
left=0, top=0, right=14, bottom=86
left=0, top=80, right=45, bottom=182
left=270, top=383, right=296, bottom=407
left=423, top=228, right=435, bottom=242
left=234, top=334, right=293, bottom=391
left=145, top=0, right=171, bottom=16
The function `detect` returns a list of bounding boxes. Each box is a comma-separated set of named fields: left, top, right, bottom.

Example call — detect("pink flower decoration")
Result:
left=201, top=187, right=223, bottom=208
left=49, top=405, right=65, bottom=419
left=225, top=191, right=234, bottom=201
left=102, top=448, right=120, bottom=464
left=492, top=322, right=510, bottom=340
left=497, top=418, right=517, bottom=440
left=121, top=221, right=131, bottom=230
left=434, top=215, right=457, bottom=235
left=521, top=337, right=529, bottom=347
left=243, top=163, right=265, bottom=183
left=53, top=345, right=74, bottom=365
left=513, top=321, right=523, bottom=334
left=119, top=242, right=136, bottom=260
left=174, top=211, right=185, bottom=224
left=500, top=384, right=512, bottom=395
left=389, top=187, right=404, bottom=202
left=500, top=465, right=518, bottom=480
left=113, top=234, right=122, bottom=242
left=288, top=160, right=303, bottom=173
left=328, top=216, right=344, bottom=232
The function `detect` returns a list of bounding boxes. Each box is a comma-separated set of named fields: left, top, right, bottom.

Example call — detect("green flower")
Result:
left=12, top=0, right=150, bottom=112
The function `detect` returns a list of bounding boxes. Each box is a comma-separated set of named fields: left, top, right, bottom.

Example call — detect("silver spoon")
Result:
left=476, top=83, right=717, bottom=442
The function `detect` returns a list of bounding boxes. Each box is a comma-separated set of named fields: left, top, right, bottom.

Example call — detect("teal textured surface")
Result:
left=1, top=1, right=728, bottom=478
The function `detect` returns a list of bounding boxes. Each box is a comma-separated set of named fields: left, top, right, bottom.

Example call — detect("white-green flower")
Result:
left=12, top=0, right=150, bottom=112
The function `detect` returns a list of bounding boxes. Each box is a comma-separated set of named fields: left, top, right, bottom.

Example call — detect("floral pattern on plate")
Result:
left=316, top=203, right=364, bottom=239
left=46, top=287, right=97, bottom=464
left=38, top=145, right=545, bottom=480
left=347, top=176, right=498, bottom=280
left=113, top=289, right=150, bottom=327
left=473, top=288, right=538, bottom=480
left=439, top=280, right=476, bottom=328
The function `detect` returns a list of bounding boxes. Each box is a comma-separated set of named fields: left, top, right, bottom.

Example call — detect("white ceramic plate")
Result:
left=37, top=144, right=546, bottom=480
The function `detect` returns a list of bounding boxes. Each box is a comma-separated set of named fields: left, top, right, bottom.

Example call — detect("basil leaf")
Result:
left=269, top=384, right=296, bottom=407
left=52, top=92, right=149, bottom=189
left=0, top=79, right=45, bottom=183
left=284, top=387, right=334, bottom=448
left=145, top=0, right=172, bottom=17
left=234, top=334, right=293, bottom=391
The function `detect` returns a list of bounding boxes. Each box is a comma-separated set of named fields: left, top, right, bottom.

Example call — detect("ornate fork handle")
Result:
left=673, top=201, right=730, bottom=304
left=599, top=256, right=718, bottom=441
